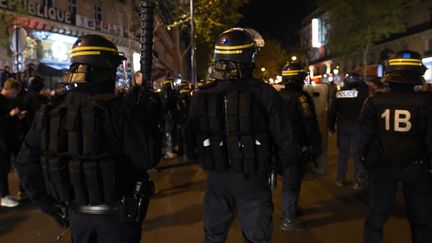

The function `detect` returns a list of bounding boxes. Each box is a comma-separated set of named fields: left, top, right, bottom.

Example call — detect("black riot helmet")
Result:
left=382, top=50, right=426, bottom=84
left=64, top=35, right=126, bottom=86
left=281, top=62, right=307, bottom=88
left=210, top=28, right=264, bottom=81
left=213, top=27, right=265, bottom=64
left=70, top=34, right=125, bottom=69
left=341, top=72, right=363, bottom=89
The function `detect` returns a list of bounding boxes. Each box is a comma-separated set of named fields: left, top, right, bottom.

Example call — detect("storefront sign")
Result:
left=0, top=0, right=72, bottom=24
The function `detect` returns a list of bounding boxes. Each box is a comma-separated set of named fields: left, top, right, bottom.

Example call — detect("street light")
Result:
left=261, top=67, right=266, bottom=72
left=291, top=56, right=297, bottom=61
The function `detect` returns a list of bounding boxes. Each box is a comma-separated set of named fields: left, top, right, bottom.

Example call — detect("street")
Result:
left=0, top=134, right=411, bottom=243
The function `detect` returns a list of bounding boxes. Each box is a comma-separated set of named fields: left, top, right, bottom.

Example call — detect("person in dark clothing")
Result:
left=161, top=80, right=179, bottom=159
left=359, top=50, right=432, bottom=243
left=328, top=72, right=369, bottom=189
left=1, top=66, right=15, bottom=88
left=0, top=79, right=26, bottom=207
left=278, top=62, right=322, bottom=231
left=184, top=27, right=296, bottom=243
left=15, top=35, right=162, bottom=243
left=22, top=76, right=49, bottom=131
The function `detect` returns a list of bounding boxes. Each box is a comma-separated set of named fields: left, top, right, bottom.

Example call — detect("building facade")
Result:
left=0, top=0, right=181, bottom=87
left=301, top=0, right=432, bottom=82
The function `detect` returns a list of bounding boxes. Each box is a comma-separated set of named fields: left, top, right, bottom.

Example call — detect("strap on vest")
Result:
left=65, top=105, right=82, bottom=155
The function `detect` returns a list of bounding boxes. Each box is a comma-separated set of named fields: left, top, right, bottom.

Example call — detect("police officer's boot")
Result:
left=280, top=217, right=308, bottom=231
left=164, top=132, right=177, bottom=159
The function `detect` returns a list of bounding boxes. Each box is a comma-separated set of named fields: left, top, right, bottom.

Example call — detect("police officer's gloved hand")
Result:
left=328, top=127, right=336, bottom=134
left=39, top=201, right=69, bottom=229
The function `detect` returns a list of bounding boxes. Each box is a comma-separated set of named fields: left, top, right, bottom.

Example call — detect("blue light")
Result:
left=402, top=53, right=411, bottom=58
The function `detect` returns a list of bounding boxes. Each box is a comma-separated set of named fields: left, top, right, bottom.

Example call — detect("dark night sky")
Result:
left=238, top=0, right=315, bottom=50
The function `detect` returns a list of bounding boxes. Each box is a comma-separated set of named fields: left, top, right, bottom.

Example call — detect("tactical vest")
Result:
left=335, top=85, right=368, bottom=121
left=371, top=92, right=431, bottom=168
left=196, top=84, right=272, bottom=176
left=36, top=93, right=136, bottom=206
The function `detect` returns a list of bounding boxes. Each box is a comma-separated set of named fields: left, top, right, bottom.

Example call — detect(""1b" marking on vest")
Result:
left=381, top=109, right=412, bottom=132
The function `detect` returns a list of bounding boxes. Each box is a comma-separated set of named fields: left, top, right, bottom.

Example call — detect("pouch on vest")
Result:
left=40, top=155, right=59, bottom=200
left=65, top=105, right=82, bottom=156
left=210, top=135, right=227, bottom=171
left=48, top=107, right=67, bottom=153
left=83, top=161, right=104, bottom=205
left=48, top=156, right=72, bottom=202
left=241, top=136, right=256, bottom=175
left=68, top=159, right=89, bottom=205
left=37, top=105, right=49, bottom=151
left=228, top=136, right=243, bottom=172
left=100, top=159, right=117, bottom=205
left=208, top=94, right=223, bottom=132
left=198, top=134, right=214, bottom=171
left=254, top=133, right=271, bottom=173
left=81, top=105, right=103, bottom=155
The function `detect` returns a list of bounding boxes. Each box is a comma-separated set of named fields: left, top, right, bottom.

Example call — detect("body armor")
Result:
left=196, top=79, right=272, bottom=176
left=36, top=93, right=138, bottom=206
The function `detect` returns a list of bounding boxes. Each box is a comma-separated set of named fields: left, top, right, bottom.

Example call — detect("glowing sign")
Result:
left=312, top=18, right=321, bottom=48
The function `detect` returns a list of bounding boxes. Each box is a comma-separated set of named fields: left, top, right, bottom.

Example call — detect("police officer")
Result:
left=359, top=50, right=432, bottom=243
left=328, top=72, right=369, bottom=188
left=15, top=35, right=161, bottom=243
left=278, top=62, right=322, bottom=231
left=184, top=27, right=296, bottom=243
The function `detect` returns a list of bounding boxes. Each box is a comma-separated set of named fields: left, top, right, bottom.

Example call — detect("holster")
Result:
left=118, top=178, right=155, bottom=222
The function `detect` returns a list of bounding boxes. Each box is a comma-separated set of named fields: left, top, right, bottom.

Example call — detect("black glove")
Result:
left=40, top=203, right=69, bottom=228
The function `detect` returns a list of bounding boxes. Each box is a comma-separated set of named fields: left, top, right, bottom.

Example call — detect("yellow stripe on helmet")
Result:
left=214, top=50, right=243, bottom=54
left=388, top=62, right=423, bottom=66
left=282, top=70, right=303, bottom=76
left=388, top=58, right=422, bottom=63
left=72, top=46, right=118, bottom=53
left=215, top=43, right=254, bottom=50
left=70, top=51, right=101, bottom=57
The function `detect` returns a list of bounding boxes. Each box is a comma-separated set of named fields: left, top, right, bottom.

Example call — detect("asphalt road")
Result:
left=0, top=134, right=411, bottom=243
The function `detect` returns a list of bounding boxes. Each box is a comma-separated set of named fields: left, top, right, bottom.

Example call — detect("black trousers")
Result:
left=203, top=171, right=272, bottom=243
left=282, top=155, right=308, bottom=220
left=363, top=164, right=432, bottom=243
left=69, top=210, right=142, bottom=243
left=0, top=149, right=11, bottom=197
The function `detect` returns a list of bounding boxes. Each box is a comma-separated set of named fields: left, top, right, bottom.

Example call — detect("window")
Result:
left=69, top=0, right=77, bottom=15
left=95, top=5, right=103, bottom=22
left=44, top=0, right=55, bottom=8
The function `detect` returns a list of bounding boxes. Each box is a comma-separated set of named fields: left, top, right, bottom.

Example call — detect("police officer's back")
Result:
left=359, top=51, right=432, bottom=243
left=328, top=72, right=369, bottom=188
left=16, top=35, right=161, bottom=243
left=278, top=62, right=322, bottom=231
left=184, top=28, right=296, bottom=243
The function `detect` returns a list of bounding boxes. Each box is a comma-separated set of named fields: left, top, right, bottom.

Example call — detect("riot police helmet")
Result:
left=70, top=34, right=125, bottom=69
left=343, top=72, right=363, bottom=86
left=382, top=50, right=426, bottom=84
left=64, top=35, right=125, bottom=85
left=281, top=62, right=307, bottom=85
left=213, top=27, right=265, bottom=64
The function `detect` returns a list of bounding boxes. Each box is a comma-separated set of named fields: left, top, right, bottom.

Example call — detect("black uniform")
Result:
left=359, top=89, right=432, bottom=243
left=279, top=88, right=322, bottom=222
left=328, top=82, right=369, bottom=184
left=184, top=78, right=296, bottom=242
left=15, top=34, right=161, bottom=243
left=16, top=86, right=159, bottom=242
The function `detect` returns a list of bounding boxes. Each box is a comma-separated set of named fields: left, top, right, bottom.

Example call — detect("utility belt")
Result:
left=71, top=179, right=155, bottom=222
left=198, top=133, right=272, bottom=176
